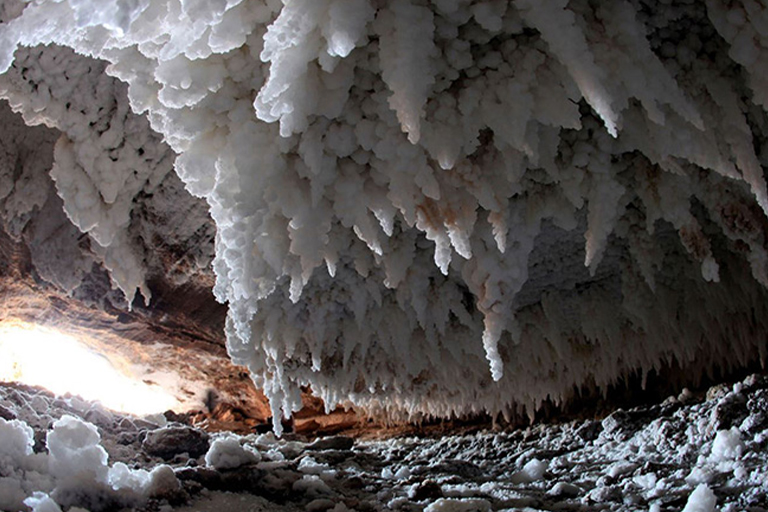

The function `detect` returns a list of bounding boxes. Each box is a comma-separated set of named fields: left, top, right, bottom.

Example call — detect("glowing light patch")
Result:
left=0, top=320, right=179, bottom=415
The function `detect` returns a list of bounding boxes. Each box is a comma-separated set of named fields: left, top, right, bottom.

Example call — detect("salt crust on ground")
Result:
left=1, top=374, right=767, bottom=511
left=1, top=0, right=768, bottom=429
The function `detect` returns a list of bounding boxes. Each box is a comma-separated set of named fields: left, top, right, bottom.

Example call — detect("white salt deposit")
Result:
left=0, top=0, right=767, bottom=435
left=511, top=458, right=548, bottom=484
left=205, top=434, right=261, bottom=470
left=292, top=474, right=333, bottom=497
left=46, top=415, right=109, bottom=487
left=709, top=428, right=743, bottom=462
left=682, top=483, right=718, bottom=512
left=0, top=407, right=184, bottom=512
left=23, top=493, right=63, bottom=512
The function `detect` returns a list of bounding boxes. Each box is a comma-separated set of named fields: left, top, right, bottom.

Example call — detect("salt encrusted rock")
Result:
left=0, top=404, right=16, bottom=420
left=204, top=435, right=261, bottom=470
left=741, top=374, right=768, bottom=393
left=408, top=480, right=443, bottom=501
left=548, top=481, right=581, bottom=498
left=425, top=460, right=483, bottom=479
left=82, top=409, right=115, bottom=430
left=600, top=410, right=646, bottom=442
left=747, top=389, right=768, bottom=415
left=742, top=389, right=768, bottom=434
left=574, top=420, right=602, bottom=442
left=308, top=450, right=354, bottom=466
left=587, top=485, right=622, bottom=503
left=706, top=383, right=731, bottom=403
left=712, top=393, right=748, bottom=431
left=306, top=436, right=354, bottom=452
left=145, top=465, right=185, bottom=504
left=142, top=426, right=209, bottom=461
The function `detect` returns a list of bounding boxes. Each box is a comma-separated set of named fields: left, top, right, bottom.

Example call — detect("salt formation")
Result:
left=0, top=415, right=179, bottom=512
left=1, top=0, right=768, bottom=430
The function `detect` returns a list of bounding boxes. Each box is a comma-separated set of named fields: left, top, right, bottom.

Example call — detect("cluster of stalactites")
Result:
left=1, top=0, right=768, bottom=432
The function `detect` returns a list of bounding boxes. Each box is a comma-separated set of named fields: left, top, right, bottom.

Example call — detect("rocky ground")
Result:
left=1, top=373, right=767, bottom=512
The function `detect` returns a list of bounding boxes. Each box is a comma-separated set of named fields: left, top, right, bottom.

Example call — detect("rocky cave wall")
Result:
left=0, top=0, right=768, bottom=433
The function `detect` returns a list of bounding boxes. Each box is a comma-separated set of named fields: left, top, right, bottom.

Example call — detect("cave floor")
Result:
left=1, top=375, right=767, bottom=512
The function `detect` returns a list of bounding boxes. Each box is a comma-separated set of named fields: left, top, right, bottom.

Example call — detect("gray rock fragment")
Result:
left=306, top=435, right=354, bottom=451
left=142, top=426, right=210, bottom=460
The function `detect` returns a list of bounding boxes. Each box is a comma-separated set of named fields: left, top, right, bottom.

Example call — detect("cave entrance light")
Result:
left=0, top=320, right=179, bottom=416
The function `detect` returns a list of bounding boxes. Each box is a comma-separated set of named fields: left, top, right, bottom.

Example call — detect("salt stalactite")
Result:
left=1, top=0, right=768, bottom=432
left=0, top=40, right=174, bottom=306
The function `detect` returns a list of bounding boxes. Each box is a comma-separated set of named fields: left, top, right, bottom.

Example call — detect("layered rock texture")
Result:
left=0, top=0, right=767, bottom=431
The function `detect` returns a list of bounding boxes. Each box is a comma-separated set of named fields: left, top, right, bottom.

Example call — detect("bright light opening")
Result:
left=0, top=320, right=180, bottom=416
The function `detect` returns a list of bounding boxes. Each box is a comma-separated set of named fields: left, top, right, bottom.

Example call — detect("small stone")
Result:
left=306, top=435, right=354, bottom=451
left=741, top=374, right=768, bottom=393
left=678, top=388, right=696, bottom=404
left=0, top=404, right=16, bottom=420
left=587, top=485, right=622, bottom=503
left=116, top=431, right=138, bottom=445
left=175, top=466, right=223, bottom=488
left=164, top=410, right=192, bottom=425
left=306, top=498, right=336, bottom=512
left=142, top=426, right=210, bottom=460
left=548, top=481, right=581, bottom=498
left=706, top=384, right=730, bottom=402
left=575, top=420, right=602, bottom=442
left=712, top=393, right=748, bottom=430
left=83, top=408, right=114, bottom=429
left=310, top=449, right=353, bottom=465
left=428, top=460, right=483, bottom=478
left=596, top=475, right=614, bottom=487
left=172, top=453, right=190, bottom=465
left=279, top=441, right=307, bottom=460
left=600, top=410, right=644, bottom=441
left=662, top=395, right=678, bottom=406
left=33, top=429, right=47, bottom=453
left=408, top=480, right=443, bottom=501
left=342, top=476, right=365, bottom=490
left=147, top=465, right=186, bottom=505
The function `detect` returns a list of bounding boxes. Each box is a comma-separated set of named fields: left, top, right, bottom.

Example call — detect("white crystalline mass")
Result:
left=205, top=434, right=261, bottom=470
left=1, top=0, right=768, bottom=430
left=292, top=474, right=333, bottom=497
left=23, top=493, right=64, bottom=512
left=511, top=457, right=548, bottom=484
left=709, top=427, right=743, bottom=463
left=0, top=415, right=183, bottom=512
left=46, top=415, right=109, bottom=488
left=0, top=418, right=39, bottom=511
left=0, top=416, right=33, bottom=459
left=682, top=483, right=718, bottom=512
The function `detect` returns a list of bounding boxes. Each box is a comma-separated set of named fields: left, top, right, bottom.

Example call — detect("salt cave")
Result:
left=1, top=0, right=768, bottom=510
left=1, top=0, right=768, bottom=427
